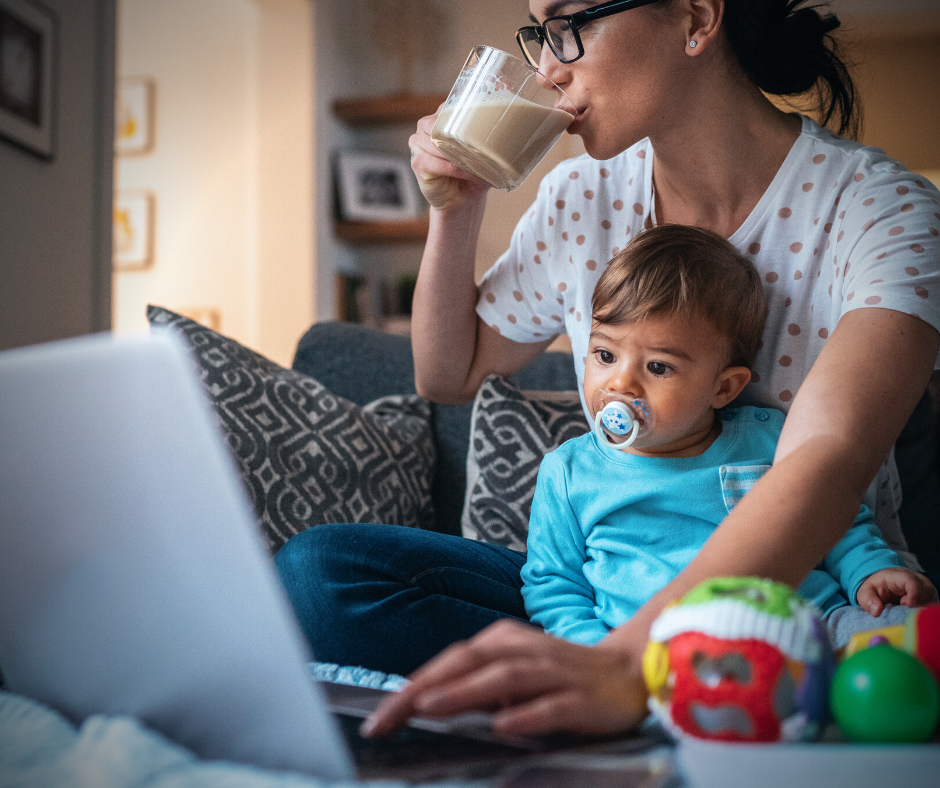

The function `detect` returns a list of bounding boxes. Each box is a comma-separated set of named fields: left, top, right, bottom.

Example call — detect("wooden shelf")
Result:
left=332, top=93, right=447, bottom=126
left=334, top=217, right=429, bottom=244
left=331, top=94, right=437, bottom=247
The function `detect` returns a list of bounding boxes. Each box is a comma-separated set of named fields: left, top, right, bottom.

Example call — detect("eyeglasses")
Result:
left=516, top=0, right=660, bottom=68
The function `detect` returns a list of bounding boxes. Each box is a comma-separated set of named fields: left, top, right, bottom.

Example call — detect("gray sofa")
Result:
left=292, top=320, right=940, bottom=583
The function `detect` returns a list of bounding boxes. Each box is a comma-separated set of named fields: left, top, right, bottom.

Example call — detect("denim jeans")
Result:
left=274, top=523, right=529, bottom=676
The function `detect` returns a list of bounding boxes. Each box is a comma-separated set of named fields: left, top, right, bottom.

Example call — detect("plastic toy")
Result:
left=842, top=623, right=905, bottom=659
left=643, top=577, right=833, bottom=743
left=830, top=643, right=939, bottom=743
left=842, top=603, right=940, bottom=671
left=592, top=389, right=653, bottom=451
left=903, top=603, right=940, bottom=679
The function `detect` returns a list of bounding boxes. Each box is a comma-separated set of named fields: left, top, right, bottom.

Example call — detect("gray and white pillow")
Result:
left=462, top=375, right=589, bottom=551
left=147, top=306, right=436, bottom=550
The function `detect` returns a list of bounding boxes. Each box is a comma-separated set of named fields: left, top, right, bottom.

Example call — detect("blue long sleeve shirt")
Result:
left=521, top=406, right=903, bottom=645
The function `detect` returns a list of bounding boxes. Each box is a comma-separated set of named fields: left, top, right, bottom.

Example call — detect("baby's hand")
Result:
left=855, top=568, right=937, bottom=617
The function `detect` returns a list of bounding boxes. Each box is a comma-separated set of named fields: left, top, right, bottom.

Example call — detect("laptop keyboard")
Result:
left=336, top=713, right=534, bottom=781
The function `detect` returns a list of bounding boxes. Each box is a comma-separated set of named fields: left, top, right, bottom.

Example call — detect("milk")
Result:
left=431, top=93, right=573, bottom=191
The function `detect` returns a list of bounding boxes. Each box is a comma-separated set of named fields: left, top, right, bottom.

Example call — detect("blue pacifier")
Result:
left=591, top=390, right=653, bottom=452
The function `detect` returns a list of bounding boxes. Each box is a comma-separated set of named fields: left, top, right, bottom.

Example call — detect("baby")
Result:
left=521, top=225, right=935, bottom=647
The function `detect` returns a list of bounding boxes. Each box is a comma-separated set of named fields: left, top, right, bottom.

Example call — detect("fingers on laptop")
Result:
left=362, top=619, right=647, bottom=738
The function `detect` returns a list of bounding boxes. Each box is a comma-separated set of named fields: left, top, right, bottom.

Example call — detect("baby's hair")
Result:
left=592, top=225, right=768, bottom=370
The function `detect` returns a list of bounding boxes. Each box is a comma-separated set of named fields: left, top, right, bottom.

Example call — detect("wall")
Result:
left=830, top=0, right=940, bottom=174
left=850, top=29, right=940, bottom=175
left=114, top=0, right=314, bottom=367
left=0, top=0, right=115, bottom=352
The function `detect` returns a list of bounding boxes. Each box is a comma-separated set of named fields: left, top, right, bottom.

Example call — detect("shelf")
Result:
left=334, top=217, right=429, bottom=244
left=332, top=93, right=448, bottom=126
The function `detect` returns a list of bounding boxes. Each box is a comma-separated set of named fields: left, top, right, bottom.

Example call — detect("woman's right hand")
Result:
left=361, top=619, right=650, bottom=740
left=409, top=108, right=490, bottom=212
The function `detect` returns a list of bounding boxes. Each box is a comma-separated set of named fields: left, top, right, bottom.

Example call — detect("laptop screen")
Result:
left=0, top=332, right=354, bottom=780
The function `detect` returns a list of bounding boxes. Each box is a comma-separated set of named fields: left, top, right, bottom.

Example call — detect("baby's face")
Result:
left=584, top=312, right=734, bottom=456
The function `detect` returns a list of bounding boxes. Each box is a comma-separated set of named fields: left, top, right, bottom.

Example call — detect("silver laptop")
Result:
left=0, top=332, right=644, bottom=779
left=0, top=332, right=666, bottom=785
left=0, top=331, right=358, bottom=779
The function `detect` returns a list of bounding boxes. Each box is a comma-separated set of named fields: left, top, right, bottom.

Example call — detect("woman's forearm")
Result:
left=411, top=202, right=556, bottom=404
left=411, top=203, right=488, bottom=403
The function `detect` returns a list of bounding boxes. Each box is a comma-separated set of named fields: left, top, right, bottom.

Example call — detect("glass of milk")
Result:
left=431, top=46, right=576, bottom=192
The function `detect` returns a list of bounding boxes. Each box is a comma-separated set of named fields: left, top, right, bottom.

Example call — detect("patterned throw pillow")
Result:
left=147, top=306, right=435, bottom=550
left=462, top=375, right=589, bottom=551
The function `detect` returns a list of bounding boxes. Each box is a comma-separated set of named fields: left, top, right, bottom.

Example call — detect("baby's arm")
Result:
left=521, top=456, right=610, bottom=645
left=855, top=567, right=936, bottom=617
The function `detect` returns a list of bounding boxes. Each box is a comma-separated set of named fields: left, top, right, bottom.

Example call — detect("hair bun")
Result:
left=723, top=0, right=859, bottom=138
left=757, top=4, right=842, bottom=95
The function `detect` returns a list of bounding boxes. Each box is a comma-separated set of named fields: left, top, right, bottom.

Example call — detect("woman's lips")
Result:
left=567, top=107, right=587, bottom=133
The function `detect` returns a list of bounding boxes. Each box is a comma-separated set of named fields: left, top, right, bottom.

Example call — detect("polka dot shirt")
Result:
left=477, top=115, right=940, bottom=566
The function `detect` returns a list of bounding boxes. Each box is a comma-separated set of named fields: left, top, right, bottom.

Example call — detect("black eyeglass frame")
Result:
left=516, top=0, right=660, bottom=68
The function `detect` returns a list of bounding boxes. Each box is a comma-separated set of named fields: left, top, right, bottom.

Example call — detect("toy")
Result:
left=829, top=643, right=940, bottom=743
left=842, top=603, right=940, bottom=672
left=903, top=603, right=940, bottom=679
left=643, top=577, right=833, bottom=743
left=842, top=623, right=905, bottom=659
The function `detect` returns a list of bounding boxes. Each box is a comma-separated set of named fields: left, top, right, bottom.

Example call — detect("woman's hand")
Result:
left=409, top=108, right=490, bottom=212
left=361, top=619, right=649, bottom=739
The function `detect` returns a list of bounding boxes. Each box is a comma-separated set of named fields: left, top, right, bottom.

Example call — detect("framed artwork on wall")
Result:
left=115, top=77, right=154, bottom=155
left=175, top=307, right=221, bottom=331
left=113, top=190, right=155, bottom=271
left=0, top=0, right=57, bottom=159
left=336, top=152, right=422, bottom=222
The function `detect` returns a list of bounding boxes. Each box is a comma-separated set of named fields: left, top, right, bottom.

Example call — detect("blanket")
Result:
left=0, top=665, right=472, bottom=788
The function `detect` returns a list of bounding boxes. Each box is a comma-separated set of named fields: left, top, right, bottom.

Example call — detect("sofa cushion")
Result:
left=292, top=322, right=579, bottom=537
left=146, top=306, right=436, bottom=550
left=462, top=375, right=589, bottom=551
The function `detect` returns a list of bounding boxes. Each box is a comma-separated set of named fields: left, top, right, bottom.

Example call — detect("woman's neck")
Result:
left=649, top=79, right=802, bottom=239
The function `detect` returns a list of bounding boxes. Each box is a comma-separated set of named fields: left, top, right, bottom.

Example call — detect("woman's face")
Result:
left=527, top=0, right=688, bottom=159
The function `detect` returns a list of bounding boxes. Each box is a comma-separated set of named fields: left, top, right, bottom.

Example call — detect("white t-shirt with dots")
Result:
left=477, top=115, right=940, bottom=566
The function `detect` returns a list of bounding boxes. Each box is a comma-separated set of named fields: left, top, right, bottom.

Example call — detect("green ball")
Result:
left=830, top=645, right=940, bottom=743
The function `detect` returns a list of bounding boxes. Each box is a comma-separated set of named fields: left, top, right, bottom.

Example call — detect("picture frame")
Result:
left=175, top=307, right=221, bottom=332
left=113, top=190, right=155, bottom=271
left=336, top=151, right=422, bottom=222
left=0, top=0, right=57, bottom=159
left=115, top=77, right=155, bottom=156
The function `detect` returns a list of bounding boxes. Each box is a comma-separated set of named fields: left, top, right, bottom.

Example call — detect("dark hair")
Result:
left=592, top=225, right=768, bottom=370
left=721, top=0, right=861, bottom=138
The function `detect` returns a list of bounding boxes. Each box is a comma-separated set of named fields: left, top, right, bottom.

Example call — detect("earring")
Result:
left=689, top=40, right=697, bottom=48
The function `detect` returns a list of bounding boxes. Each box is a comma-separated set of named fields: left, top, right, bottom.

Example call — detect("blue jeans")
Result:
left=274, top=524, right=529, bottom=676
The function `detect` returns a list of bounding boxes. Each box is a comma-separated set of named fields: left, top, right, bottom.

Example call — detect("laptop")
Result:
left=0, top=332, right=667, bottom=784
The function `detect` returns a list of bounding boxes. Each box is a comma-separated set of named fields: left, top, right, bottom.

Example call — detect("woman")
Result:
left=276, top=0, right=939, bottom=738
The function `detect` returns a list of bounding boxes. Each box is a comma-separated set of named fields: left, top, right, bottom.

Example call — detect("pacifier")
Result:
left=591, top=389, right=654, bottom=452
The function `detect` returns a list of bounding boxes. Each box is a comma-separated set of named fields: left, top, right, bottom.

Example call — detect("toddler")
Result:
left=521, top=225, right=935, bottom=647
